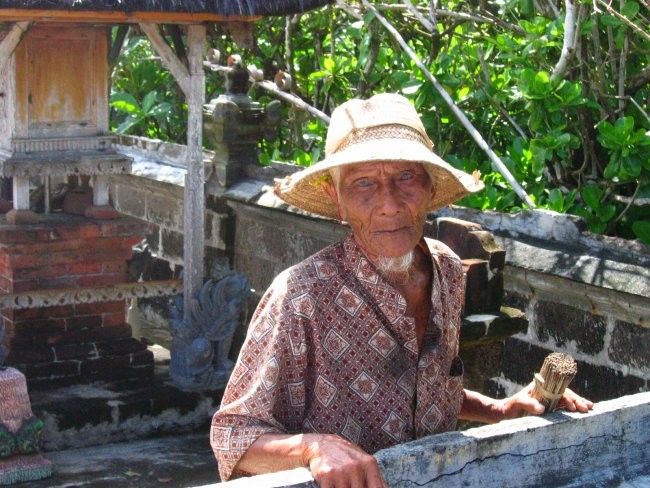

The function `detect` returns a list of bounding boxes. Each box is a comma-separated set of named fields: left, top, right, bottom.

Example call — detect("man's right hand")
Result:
left=234, top=432, right=388, bottom=488
left=301, top=433, right=388, bottom=488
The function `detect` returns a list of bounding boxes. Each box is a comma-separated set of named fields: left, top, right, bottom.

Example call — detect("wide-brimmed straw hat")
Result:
left=274, top=93, right=484, bottom=220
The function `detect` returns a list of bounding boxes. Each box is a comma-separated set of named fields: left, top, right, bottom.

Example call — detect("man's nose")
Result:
left=377, top=181, right=401, bottom=215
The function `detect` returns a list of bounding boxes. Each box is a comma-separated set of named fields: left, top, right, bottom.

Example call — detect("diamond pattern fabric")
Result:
left=211, top=235, right=465, bottom=480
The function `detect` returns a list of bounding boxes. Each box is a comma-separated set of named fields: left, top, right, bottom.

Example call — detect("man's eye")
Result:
left=355, top=178, right=372, bottom=187
left=399, top=171, right=414, bottom=180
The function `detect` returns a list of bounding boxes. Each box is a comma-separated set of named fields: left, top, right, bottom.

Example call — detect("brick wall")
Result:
left=0, top=215, right=154, bottom=387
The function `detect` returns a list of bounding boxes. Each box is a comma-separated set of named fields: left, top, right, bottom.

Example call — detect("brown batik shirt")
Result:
left=211, top=235, right=465, bottom=480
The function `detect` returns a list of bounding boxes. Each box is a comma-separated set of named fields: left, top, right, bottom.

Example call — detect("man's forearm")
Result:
left=458, top=389, right=505, bottom=423
left=235, top=433, right=309, bottom=475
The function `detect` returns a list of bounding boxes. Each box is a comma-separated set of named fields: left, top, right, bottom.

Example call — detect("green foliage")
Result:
left=109, top=1, right=650, bottom=243
left=110, top=35, right=187, bottom=141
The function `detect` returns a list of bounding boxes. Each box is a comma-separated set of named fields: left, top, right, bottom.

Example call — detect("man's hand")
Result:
left=302, top=434, right=388, bottom=488
left=460, top=386, right=594, bottom=423
left=499, top=382, right=594, bottom=419
left=234, top=432, right=387, bottom=488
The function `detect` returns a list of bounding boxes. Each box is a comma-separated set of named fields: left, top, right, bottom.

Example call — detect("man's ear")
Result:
left=322, top=181, right=339, bottom=206
left=322, top=181, right=345, bottom=221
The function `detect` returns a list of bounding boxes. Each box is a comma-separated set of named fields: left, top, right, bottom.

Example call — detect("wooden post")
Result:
left=183, top=25, right=206, bottom=325
left=0, top=21, right=31, bottom=73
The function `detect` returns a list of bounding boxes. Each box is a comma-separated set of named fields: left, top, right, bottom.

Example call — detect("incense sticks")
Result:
left=532, top=352, right=577, bottom=412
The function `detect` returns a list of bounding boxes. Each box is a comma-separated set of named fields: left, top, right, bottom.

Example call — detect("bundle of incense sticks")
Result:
left=531, top=352, right=577, bottom=412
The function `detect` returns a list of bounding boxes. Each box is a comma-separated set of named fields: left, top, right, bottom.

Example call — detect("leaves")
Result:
left=108, top=1, right=649, bottom=242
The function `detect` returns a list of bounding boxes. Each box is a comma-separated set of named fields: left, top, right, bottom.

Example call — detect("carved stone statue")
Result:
left=168, top=260, right=251, bottom=391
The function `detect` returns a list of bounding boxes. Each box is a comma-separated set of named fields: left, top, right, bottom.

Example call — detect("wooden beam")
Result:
left=0, top=21, right=31, bottom=73
left=0, top=10, right=259, bottom=24
left=139, top=22, right=190, bottom=96
left=182, top=24, right=206, bottom=326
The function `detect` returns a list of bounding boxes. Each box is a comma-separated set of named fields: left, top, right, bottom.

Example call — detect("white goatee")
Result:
left=375, top=250, right=415, bottom=282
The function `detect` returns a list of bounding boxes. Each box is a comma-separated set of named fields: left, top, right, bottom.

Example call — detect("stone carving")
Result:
left=168, top=260, right=251, bottom=391
left=203, top=54, right=281, bottom=187
left=0, top=368, right=52, bottom=484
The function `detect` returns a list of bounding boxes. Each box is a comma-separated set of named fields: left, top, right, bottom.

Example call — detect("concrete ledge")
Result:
left=203, top=392, right=649, bottom=487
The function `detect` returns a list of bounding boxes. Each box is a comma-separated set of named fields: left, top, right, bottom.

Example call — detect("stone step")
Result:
left=26, top=346, right=222, bottom=451
left=14, top=432, right=220, bottom=488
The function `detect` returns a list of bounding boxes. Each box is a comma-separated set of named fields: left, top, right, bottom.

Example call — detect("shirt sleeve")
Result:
left=210, top=270, right=308, bottom=481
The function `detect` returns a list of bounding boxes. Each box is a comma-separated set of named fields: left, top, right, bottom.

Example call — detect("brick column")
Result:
left=0, top=214, right=154, bottom=388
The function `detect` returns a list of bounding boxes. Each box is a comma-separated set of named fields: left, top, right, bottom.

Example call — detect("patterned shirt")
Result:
left=211, top=235, right=465, bottom=480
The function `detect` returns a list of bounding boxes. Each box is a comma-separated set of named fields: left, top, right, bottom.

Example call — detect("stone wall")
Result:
left=200, top=392, right=650, bottom=488
left=108, top=140, right=650, bottom=402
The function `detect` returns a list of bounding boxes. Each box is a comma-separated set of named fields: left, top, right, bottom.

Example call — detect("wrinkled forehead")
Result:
left=330, top=160, right=432, bottom=184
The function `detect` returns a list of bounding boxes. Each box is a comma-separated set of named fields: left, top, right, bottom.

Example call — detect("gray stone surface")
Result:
left=207, top=392, right=650, bottom=488
left=534, top=300, right=607, bottom=354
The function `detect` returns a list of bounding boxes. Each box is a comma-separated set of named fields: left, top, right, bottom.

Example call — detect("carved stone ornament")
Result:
left=168, top=261, right=251, bottom=391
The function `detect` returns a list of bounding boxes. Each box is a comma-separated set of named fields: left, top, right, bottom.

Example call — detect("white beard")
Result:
left=375, top=250, right=415, bottom=282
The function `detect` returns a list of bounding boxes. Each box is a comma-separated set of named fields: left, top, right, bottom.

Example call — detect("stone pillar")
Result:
left=0, top=367, right=52, bottom=484
left=0, top=215, right=154, bottom=388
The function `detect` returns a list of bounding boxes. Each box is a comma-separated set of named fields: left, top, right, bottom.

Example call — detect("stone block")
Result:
left=534, top=300, right=607, bottom=355
left=65, top=316, right=103, bottom=331
left=608, top=320, right=650, bottom=371
left=25, top=360, right=80, bottom=382
left=96, top=337, right=146, bottom=357
left=435, top=218, right=506, bottom=271
left=461, top=306, right=528, bottom=348
left=499, top=337, right=645, bottom=401
left=113, top=183, right=146, bottom=219
left=146, top=193, right=183, bottom=230
left=53, top=343, right=97, bottom=361
left=462, top=259, right=489, bottom=313
left=160, top=228, right=184, bottom=261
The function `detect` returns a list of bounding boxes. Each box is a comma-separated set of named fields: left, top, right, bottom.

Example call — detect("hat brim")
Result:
left=274, top=138, right=484, bottom=220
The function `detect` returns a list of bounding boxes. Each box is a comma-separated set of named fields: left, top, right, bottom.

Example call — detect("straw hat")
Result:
left=274, top=93, right=484, bottom=220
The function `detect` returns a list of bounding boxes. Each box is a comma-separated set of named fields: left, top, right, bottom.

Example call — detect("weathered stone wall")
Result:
left=108, top=141, right=649, bottom=402
left=199, top=392, right=650, bottom=488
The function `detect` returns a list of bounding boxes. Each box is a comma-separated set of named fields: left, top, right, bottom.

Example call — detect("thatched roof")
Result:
left=0, top=0, right=335, bottom=16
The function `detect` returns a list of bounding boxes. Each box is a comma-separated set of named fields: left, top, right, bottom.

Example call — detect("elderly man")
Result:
left=211, top=93, right=592, bottom=487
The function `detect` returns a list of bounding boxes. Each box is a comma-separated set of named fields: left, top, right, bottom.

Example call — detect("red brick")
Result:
left=97, top=337, right=146, bottom=357
left=101, top=262, right=126, bottom=274
left=102, top=312, right=127, bottom=327
left=25, top=360, right=80, bottom=380
left=81, top=356, right=130, bottom=377
left=66, top=315, right=103, bottom=331
left=54, top=343, right=97, bottom=361
left=6, top=346, right=55, bottom=364
left=77, top=273, right=127, bottom=288
left=87, top=323, right=132, bottom=342
left=75, top=301, right=125, bottom=316
left=69, top=263, right=106, bottom=276
left=4, top=305, right=74, bottom=321
left=52, top=224, right=102, bottom=240
left=12, top=317, right=67, bottom=335
left=39, top=276, right=80, bottom=290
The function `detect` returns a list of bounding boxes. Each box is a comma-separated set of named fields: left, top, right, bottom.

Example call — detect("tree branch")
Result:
left=361, top=0, right=536, bottom=208
left=551, top=0, right=579, bottom=82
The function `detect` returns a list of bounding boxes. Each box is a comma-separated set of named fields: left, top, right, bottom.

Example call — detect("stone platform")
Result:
left=26, top=346, right=222, bottom=452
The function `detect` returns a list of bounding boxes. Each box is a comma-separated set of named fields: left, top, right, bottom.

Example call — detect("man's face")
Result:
left=324, top=161, right=434, bottom=262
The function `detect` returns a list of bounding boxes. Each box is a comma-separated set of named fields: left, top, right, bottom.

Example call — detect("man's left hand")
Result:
left=500, top=382, right=594, bottom=419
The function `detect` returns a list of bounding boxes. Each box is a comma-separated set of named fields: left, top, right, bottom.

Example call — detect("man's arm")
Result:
left=236, top=433, right=388, bottom=488
left=459, top=384, right=593, bottom=423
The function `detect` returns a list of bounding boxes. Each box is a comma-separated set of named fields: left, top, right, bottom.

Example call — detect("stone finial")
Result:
left=203, top=54, right=282, bottom=188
